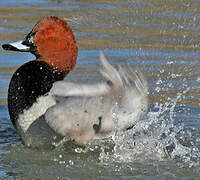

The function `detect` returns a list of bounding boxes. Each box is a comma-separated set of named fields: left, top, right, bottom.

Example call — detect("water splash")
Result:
left=97, top=87, right=200, bottom=168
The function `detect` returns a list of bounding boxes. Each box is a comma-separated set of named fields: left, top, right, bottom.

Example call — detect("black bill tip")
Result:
left=2, top=44, right=20, bottom=51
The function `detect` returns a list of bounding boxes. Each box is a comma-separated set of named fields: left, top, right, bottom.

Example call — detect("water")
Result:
left=0, top=0, right=200, bottom=179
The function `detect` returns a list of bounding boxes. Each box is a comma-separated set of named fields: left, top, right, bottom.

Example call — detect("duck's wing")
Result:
left=50, top=52, right=123, bottom=98
left=45, top=53, right=148, bottom=145
left=50, top=81, right=110, bottom=97
left=44, top=53, right=123, bottom=144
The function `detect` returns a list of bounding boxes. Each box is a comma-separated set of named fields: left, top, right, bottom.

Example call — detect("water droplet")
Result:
left=171, top=74, right=176, bottom=78
left=155, top=87, right=160, bottom=92
left=69, top=160, right=74, bottom=165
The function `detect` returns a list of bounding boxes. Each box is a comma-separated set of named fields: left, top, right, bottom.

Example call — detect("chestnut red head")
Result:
left=2, top=16, right=78, bottom=73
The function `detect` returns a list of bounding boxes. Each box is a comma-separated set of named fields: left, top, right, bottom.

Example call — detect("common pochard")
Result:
left=2, top=16, right=148, bottom=147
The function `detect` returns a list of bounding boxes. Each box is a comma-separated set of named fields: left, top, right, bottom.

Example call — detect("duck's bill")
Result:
left=2, top=40, right=34, bottom=52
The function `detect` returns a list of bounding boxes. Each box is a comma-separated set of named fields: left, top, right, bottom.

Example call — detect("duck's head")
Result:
left=2, top=16, right=78, bottom=73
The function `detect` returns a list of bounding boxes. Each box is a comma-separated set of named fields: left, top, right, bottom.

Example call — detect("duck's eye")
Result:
left=22, top=31, right=36, bottom=47
left=45, top=29, right=52, bottom=36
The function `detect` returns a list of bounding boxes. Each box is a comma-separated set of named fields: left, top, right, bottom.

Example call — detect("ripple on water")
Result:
left=0, top=0, right=200, bottom=179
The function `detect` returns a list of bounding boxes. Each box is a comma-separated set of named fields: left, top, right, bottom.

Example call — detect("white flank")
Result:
left=18, top=94, right=56, bottom=133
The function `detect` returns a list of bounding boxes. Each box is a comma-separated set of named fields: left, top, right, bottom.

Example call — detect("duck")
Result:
left=2, top=16, right=148, bottom=147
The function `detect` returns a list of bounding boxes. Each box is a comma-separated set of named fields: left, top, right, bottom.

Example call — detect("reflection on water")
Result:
left=0, top=0, right=200, bottom=179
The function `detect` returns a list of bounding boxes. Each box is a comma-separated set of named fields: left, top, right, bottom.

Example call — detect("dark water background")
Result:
left=0, top=0, right=200, bottom=179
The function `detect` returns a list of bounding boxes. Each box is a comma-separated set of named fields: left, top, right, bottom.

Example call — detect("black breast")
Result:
left=8, top=60, right=66, bottom=127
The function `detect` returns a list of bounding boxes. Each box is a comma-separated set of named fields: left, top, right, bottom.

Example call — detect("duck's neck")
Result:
left=8, top=60, right=66, bottom=127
